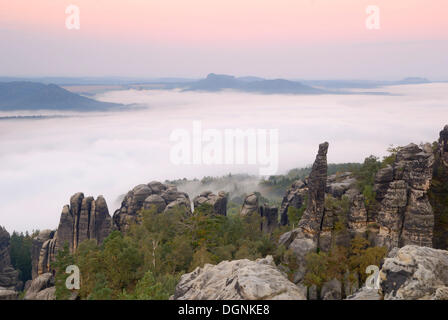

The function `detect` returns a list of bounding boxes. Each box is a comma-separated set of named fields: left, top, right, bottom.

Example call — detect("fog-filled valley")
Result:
left=1, top=83, right=448, bottom=232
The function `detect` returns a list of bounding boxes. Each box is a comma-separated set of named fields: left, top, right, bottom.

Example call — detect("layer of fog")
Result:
left=1, top=83, right=448, bottom=232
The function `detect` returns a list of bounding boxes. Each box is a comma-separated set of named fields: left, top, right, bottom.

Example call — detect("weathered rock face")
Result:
left=193, top=191, right=228, bottom=215
left=298, top=142, right=329, bottom=238
left=326, top=172, right=356, bottom=199
left=380, top=245, right=448, bottom=300
left=31, top=230, right=55, bottom=279
left=32, top=194, right=112, bottom=278
left=113, top=182, right=191, bottom=231
left=375, top=143, right=435, bottom=250
left=279, top=180, right=307, bottom=226
left=55, top=193, right=112, bottom=253
left=348, top=194, right=368, bottom=237
left=0, top=288, right=18, bottom=300
left=346, top=287, right=382, bottom=300
left=24, top=273, right=56, bottom=300
left=0, top=227, right=19, bottom=290
left=240, top=193, right=259, bottom=217
left=172, top=255, right=306, bottom=300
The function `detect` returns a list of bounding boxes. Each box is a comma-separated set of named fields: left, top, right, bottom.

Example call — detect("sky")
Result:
left=0, top=0, right=447, bottom=79
left=1, top=83, right=448, bottom=232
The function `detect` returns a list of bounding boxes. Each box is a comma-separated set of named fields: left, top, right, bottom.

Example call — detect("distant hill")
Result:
left=183, top=73, right=326, bottom=94
left=0, top=81, right=122, bottom=111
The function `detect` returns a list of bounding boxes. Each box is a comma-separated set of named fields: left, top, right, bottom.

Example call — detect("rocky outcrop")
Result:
left=193, top=191, right=228, bottom=215
left=375, top=143, right=435, bottom=250
left=279, top=180, right=307, bottom=226
left=33, top=194, right=112, bottom=278
left=24, top=273, right=56, bottom=300
left=297, top=142, right=329, bottom=237
left=31, top=230, right=55, bottom=279
left=172, top=255, right=306, bottom=300
left=0, top=227, right=19, bottom=291
left=380, top=245, right=448, bottom=300
left=240, top=193, right=259, bottom=217
left=278, top=143, right=329, bottom=283
left=57, top=193, right=112, bottom=252
left=240, top=194, right=278, bottom=233
left=113, top=182, right=191, bottom=231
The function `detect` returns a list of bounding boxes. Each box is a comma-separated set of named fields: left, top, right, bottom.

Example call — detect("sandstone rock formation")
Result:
left=172, top=255, right=306, bottom=300
left=113, top=182, right=191, bottom=231
left=32, top=193, right=112, bottom=278
left=24, top=273, right=56, bottom=300
left=297, top=142, right=329, bottom=238
left=278, top=142, right=329, bottom=283
left=279, top=180, right=307, bottom=226
left=0, top=227, right=19, bottom=291
left=240, top=194, right=278, bottom=233
left=380, top=245, right=448, bottom=300
left=193, top=191, right=228, bottom=215
left=240, top=193, right=259, bottom=217
left=374, top=143, right=435, bottom=250
left=31, top=230, right=55, bottom=279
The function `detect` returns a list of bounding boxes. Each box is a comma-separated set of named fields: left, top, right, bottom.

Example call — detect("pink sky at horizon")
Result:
left=2, top=0, right=447, bottom=44
left=0, top=0, right=447, bottom=78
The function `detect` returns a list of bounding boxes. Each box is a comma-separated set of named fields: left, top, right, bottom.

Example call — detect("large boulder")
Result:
left=172, top=256, right=306, bottom=300
left=380, top=245, right=448, bottom=300
left=24, top=273, right=56, bottom=300
left=193, top=191, right=228, bottom=215
left=113, top=182, right=191, bottom=231
left=375, top=143, right=435, bottom=250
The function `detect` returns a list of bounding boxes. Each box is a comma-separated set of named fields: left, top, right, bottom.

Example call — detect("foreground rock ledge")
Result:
left=380, top=245, right=448, bottom=300
left=172, top=256, right=306, bottom=300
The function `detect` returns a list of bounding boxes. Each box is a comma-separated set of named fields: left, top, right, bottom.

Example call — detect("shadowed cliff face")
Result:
left=430, top=126, right=448, bottom=249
